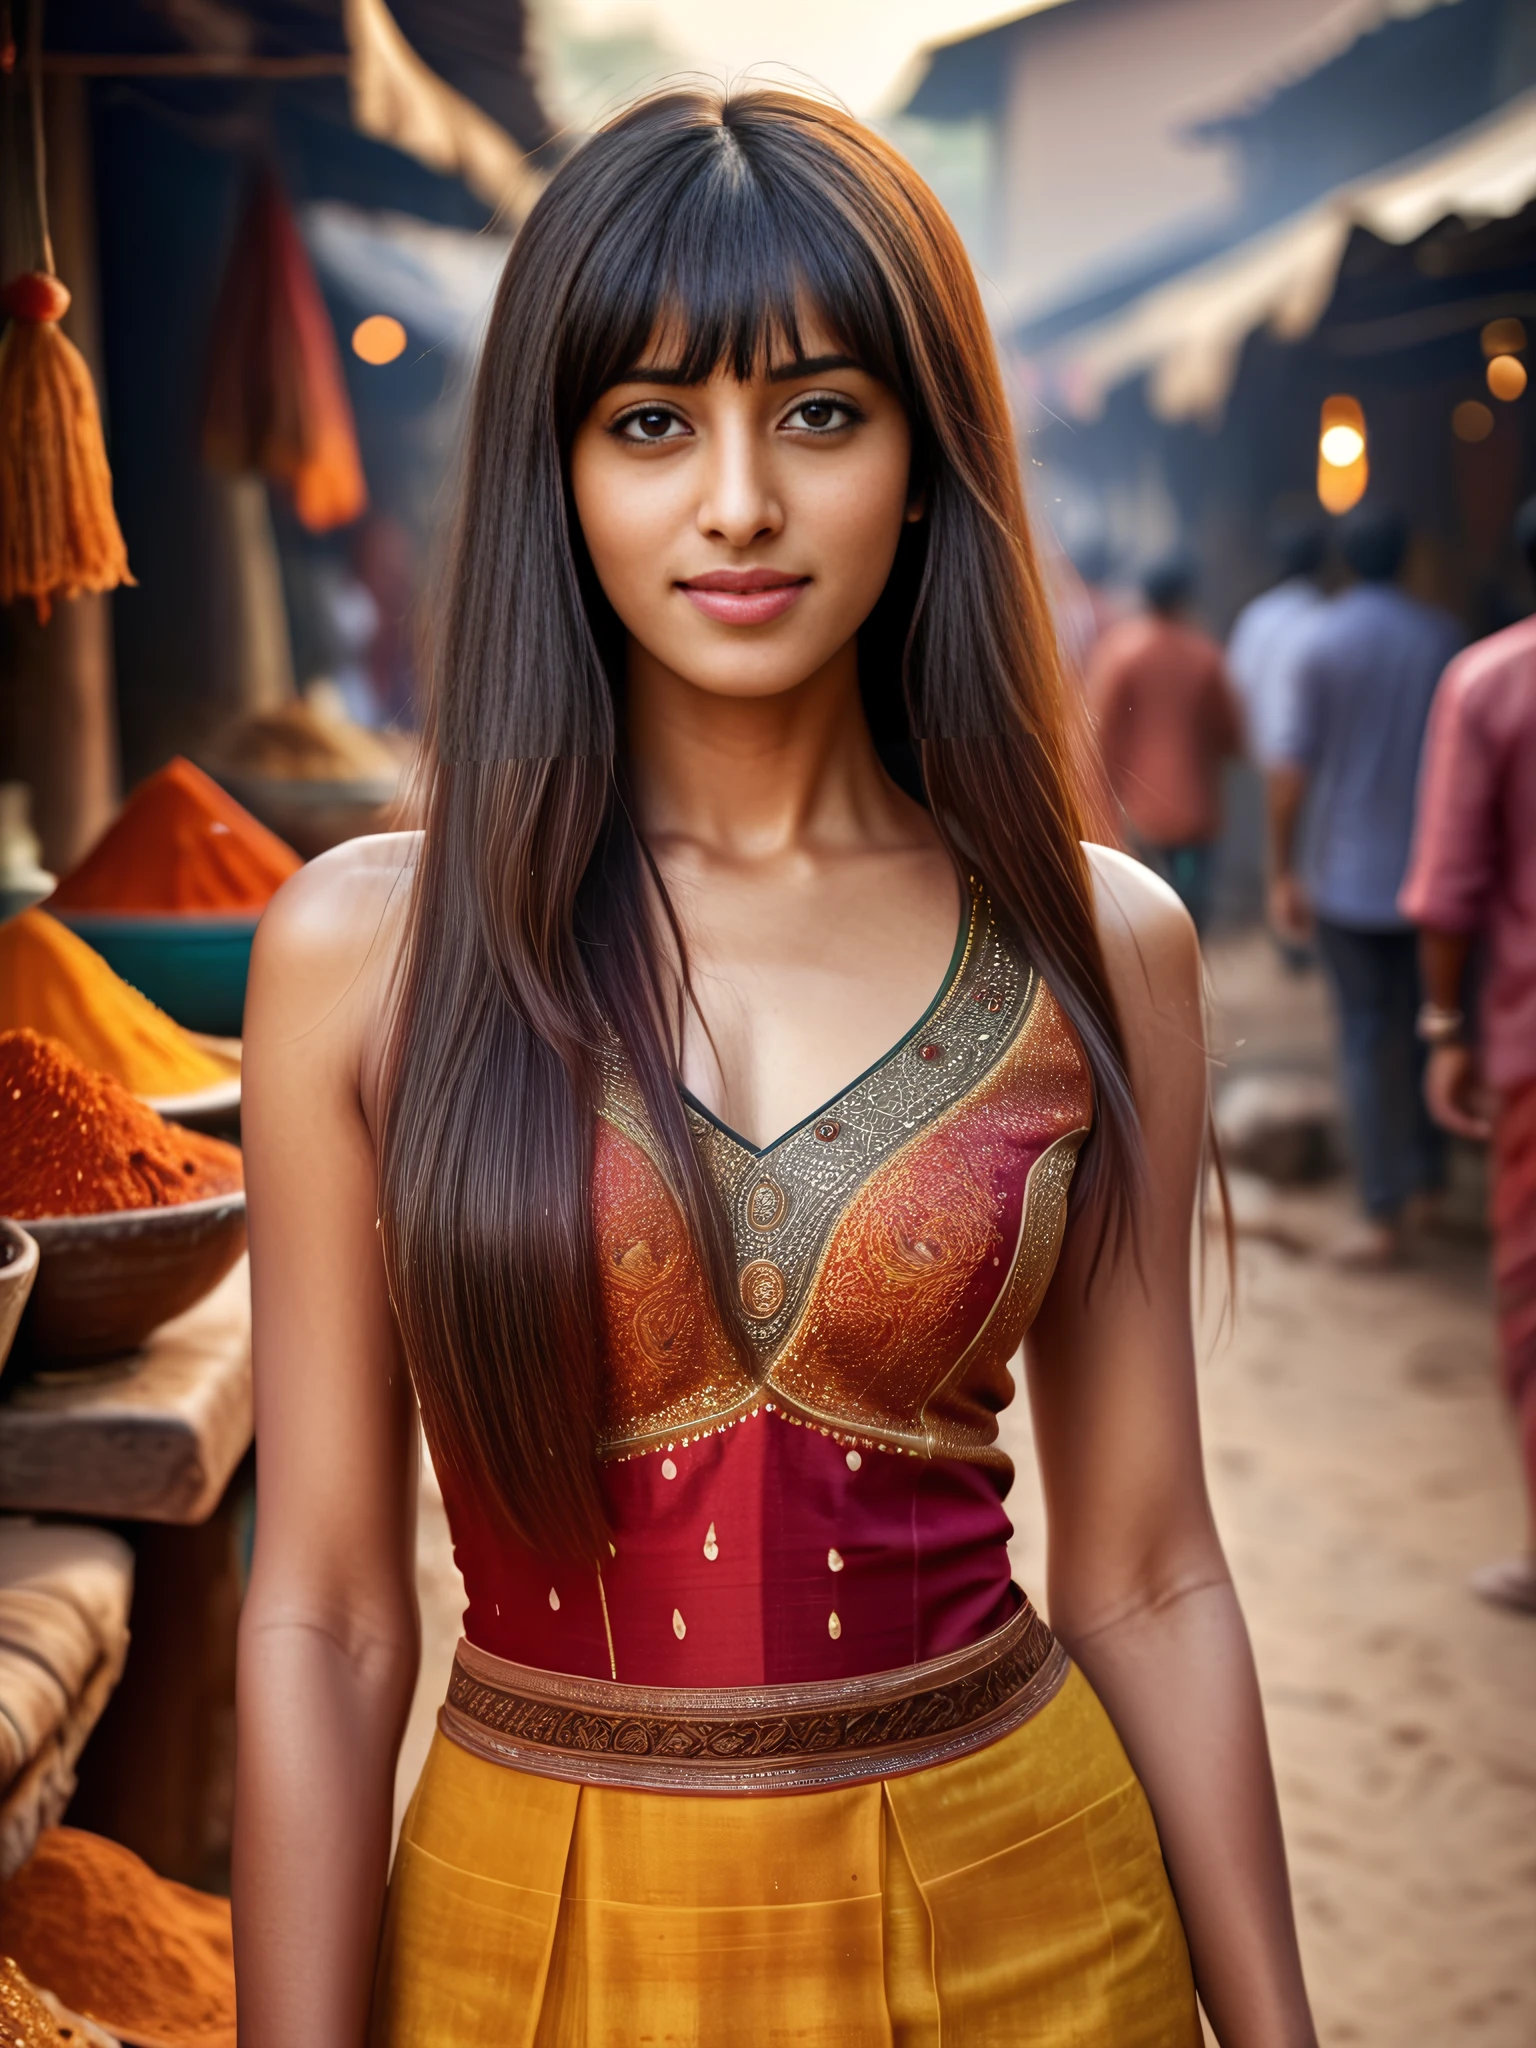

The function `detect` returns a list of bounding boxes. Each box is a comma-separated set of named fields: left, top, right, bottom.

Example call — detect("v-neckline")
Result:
left=679, top=883, right=976, bottom=1159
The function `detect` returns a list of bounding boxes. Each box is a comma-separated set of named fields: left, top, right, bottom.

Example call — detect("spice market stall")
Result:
left=0, top=768, right=304, bottom=1911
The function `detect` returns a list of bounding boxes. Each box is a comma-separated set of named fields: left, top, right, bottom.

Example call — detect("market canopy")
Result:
left=43, top=0, right=545, bottom=224
left=1037, top=86, right=1536, bottom=423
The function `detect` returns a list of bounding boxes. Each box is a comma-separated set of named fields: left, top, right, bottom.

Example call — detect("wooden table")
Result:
left=0, top=1260, right=252, bottom=1524
left=0, top=1263, right=255, bottom=1885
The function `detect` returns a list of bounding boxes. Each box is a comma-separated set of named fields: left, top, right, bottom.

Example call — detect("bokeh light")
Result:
left=1486, top=354, right=1528, bottom=401
left=1480, top=316, right=1527, bottom=357
left=1452, top=399, right=1494, bottom=442
left=1319, top=423, right=1365, bottom=467
left=1316, top=395, right=1367, bottom=513
left=351, top=315, right=407, bottom=366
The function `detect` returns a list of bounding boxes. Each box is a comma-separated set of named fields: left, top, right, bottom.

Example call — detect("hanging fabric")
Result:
left=201, top=166, right=369, bottom=533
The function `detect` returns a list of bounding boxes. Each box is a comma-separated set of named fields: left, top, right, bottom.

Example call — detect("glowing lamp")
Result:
left=1319, top=424, right=1365, bottom=467
left=1316, top=395, right=1367, bottom=515
left=1487, top=354, right=1528, bottom=401
left=1452, top=400, right=1494, bottom=443
left=352, top=315, right=407, bottom=366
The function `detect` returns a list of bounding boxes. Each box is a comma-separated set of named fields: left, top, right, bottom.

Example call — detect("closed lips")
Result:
left=678, top=570, right=809, bottom=624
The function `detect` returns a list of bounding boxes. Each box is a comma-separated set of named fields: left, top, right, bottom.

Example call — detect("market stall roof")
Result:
left=1035, top=86, right=1536, bottom=423
left=43, top=0, right=545, bottom=222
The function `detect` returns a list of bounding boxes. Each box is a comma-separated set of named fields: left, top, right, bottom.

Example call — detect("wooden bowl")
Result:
left=0, top=1221, right=38, bottom=1375
left=15, top=1193, right=247, bottom=1365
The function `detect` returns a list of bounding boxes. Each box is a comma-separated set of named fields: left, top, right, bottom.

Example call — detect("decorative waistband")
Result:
left=437, top=1600, right=1069, bottom=1796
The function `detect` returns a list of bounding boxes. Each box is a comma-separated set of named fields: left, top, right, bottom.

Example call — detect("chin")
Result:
left=675, top=665, right=823, bottom=701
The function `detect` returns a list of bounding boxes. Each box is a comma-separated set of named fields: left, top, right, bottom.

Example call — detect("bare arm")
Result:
left=234, top=840, right=421, bottom=2046
left=1418, top=928, right=1492, bottom=1139
left=1265, top=763, right=1311, bottom=941
left=1025, top=847, right=1315, bottom=2048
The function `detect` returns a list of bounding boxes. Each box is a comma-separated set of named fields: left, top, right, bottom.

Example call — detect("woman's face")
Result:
left=570, top=313, right=917, bottom=701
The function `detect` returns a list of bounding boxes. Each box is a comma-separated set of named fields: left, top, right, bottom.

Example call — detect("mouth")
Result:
left=676, top=569, right=810, bottom=626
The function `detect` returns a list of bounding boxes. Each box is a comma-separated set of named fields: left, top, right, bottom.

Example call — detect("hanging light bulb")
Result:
left=1317, top=396, right=1367, bottom=514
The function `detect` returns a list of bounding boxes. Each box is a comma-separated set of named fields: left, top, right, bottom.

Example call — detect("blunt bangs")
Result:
left=551, top=111, right=914, bottom=438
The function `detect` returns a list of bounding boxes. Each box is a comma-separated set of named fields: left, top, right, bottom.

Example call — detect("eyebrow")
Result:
left=613, top=352, right=865, bottom=388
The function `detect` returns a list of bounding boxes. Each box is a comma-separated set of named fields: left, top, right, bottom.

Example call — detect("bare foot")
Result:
left=1469, top=1557, right=1536, bottom=1615
left=1329, top=1220, right=1404, bottom=1271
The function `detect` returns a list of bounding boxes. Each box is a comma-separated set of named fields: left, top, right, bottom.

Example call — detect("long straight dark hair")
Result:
left=380, top=87, right=1138, bottom=1558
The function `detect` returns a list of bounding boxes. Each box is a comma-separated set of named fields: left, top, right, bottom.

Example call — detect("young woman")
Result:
left=233, top=89, right=1317, bottom=2047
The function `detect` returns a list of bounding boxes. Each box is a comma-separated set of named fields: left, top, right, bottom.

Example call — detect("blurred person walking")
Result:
left=1400, top=496, right=1536, bottom=1614
left=1087, top=557, right=1244, bottom=931
left=1268, top=506, right=1463, bottom=1265
left=1227, top=520, right=1328, bottom=767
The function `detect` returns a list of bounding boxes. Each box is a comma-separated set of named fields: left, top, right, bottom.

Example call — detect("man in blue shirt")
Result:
left=1227, top=518, right=1329, bottom=766
left=1268, top=506, right=1464, bottom=1265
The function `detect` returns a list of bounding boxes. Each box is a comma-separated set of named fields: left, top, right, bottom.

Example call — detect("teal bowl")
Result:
left=53, top=912, right=259, bottom=1036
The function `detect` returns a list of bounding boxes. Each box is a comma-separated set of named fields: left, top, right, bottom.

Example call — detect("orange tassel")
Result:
left=0, top=272, right=134, bottom=623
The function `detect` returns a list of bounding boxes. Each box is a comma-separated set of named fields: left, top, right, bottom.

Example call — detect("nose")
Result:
left=696, top=412, right=783, bottom=549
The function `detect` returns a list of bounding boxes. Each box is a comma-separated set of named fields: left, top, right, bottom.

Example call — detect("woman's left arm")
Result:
left=1024, top=846, right=1317, bottom=2048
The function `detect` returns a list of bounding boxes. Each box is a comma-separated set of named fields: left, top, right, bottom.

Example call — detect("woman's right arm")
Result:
left=233, top=842, right=421, bottom=2045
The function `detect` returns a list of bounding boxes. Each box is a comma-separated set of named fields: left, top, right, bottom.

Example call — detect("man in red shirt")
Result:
left=1087, top=558, right=1244, bottom=931
left=1401, top=498, right=1536, bottom=1615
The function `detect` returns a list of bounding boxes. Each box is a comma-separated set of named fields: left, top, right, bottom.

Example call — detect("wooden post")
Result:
left=0, top=70, right=120, bottom=871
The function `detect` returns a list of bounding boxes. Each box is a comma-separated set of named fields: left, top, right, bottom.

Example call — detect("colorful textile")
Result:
left=437, top=1603, right=1064, bottom=1796
left=1270, top=583, right=1462, bottom=930
left=1400, top=615, right=1536, bottom=1091
left=371, top=1665, right=1200, bottom=2048
left=1493, top=1079, right=1536, bottom=1505
left=1086, top=615, right=1243, bottom=846
left=441, top=884, right=1094, bottom=1686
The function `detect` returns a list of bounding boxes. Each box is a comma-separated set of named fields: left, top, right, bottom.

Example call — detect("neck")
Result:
left=625, top=636, right=907, bottom=862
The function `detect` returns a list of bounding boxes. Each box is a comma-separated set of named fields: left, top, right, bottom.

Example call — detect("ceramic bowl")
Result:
left=15, top=1192, right=247, bottom=1365
left=52, top=913, right=259, bottom=1037
left=143, top=1075, right=242, bottom=1137
left=0, top=1221, right=39, bottom=1375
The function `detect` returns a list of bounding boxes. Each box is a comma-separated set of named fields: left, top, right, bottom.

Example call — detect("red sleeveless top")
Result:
left=440, top=881, right=1093, bottom=1687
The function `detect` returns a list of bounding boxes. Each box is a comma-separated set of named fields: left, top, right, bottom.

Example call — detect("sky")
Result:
left=546, top=0, right=1065, bottom=117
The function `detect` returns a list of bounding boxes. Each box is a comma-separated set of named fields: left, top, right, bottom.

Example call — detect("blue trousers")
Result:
left=1141, top=842, right=1216, bottom=934
left=1314, top=920, right=1443, bottom=1220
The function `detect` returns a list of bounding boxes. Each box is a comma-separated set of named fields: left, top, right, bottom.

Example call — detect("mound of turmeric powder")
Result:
left=0, top=912, right=236, bottom=1098
left=0, top=1828, right=234, bottom=2048
left=49, top=757, right=299, bottom=914
left=0, top=1031, right=242, bottom=1221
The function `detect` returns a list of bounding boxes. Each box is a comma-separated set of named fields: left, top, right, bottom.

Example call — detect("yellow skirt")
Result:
left=372, top=1665, right=1199, bottom=2046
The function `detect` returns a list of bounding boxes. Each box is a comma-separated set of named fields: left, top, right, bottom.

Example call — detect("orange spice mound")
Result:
left=0, top=911, right=235, bottom=1098
left=49, top=757, right=300, bottom=914
left=0, top=1828, right=235, bottom=2048
left=0, top=1031, right=242, bottom=1221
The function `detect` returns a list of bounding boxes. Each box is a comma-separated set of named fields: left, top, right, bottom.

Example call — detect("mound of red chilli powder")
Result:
left=49, top=755, right=300, bottom=913
left=0, top=1029, right=243, bottom=1220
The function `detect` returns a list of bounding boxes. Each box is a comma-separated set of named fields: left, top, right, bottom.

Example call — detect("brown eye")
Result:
left=617, top=405, right=685, bottom=442
left=785, top=396, right=855, bottom=433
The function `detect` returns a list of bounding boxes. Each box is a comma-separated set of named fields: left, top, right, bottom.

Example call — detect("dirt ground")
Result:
left=396, top=928, right=1536, bottom=2046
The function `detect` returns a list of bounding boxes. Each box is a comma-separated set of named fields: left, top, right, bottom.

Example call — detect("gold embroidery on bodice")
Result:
left=593, top=883, right=1093, bottom=1465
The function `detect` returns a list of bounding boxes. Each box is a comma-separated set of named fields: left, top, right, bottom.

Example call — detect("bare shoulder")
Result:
left=246, top=832, right=419, bottom=1056
left=1082, top=843, right=1202, bottom=1068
